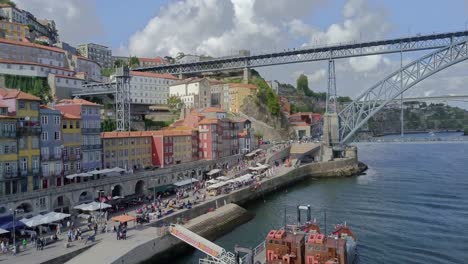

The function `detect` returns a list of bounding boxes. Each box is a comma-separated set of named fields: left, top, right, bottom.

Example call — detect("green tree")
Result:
left=167, top=95, right=183, bottom=114
left=101, top=118, right=116, bottom=132
left=0, top=0, right=16, bottom=7
left=101, top=68, right=115, bottom=77
left=464, top=126, right=468, bottom=135
left=296, top=74, right=313, bottom=97
left=129, top=56, right=140, bottom=68
left=114, top=59, right=125, bottom=68
left=3, top=75, right=50, bottom=102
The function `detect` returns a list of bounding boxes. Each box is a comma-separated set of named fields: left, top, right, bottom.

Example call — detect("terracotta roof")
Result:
left=228, top=83, right=257, bottom=89
left=290, top=112, right=314, bottom=116
left=232, top=117, right=247, bottom=123
left=0, top=38, right=65, bottom=53
left=172, top=77, right=205, bottom=86
left=101, top=131, right=154, bottom=139
left=138, top=57, right=166, bottom=63
left=291, top=122, right=310, bottom=127
left=198, top=118, right=219, bottom=125
left=57, top=98, right=100, bottom=106
left=61, top=112, right=80, bottom=120
left=0, top=59, right=74, bottom=73
left=200, top=107, right=226, bottom=113
left=130, top=71, right=178, bottom=80
left=208, top=79, right=224, bottom=85
left=0, top=88, right=41, bottom=101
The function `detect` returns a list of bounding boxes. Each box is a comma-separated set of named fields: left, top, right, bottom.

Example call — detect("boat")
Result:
left=169, top=205, right=357, bottom=264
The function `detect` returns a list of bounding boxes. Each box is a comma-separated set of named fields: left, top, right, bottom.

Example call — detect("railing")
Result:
left=81, top=128, right=101, bottom=133
left=0, top=131, right=17, bottom=138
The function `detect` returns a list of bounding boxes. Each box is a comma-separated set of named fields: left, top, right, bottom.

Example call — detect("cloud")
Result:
left=128, top=0, right=325, bottom=57
left=15, top=0, right=102, bottom=45
left=349, top=55, right=383, bottom=72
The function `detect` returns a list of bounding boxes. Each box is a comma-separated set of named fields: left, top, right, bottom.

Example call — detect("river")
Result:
left=174, top=133, right=468, bottom=264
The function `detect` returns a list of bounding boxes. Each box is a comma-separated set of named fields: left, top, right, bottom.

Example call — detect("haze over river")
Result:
left=175, top=133, right=468, bottom=264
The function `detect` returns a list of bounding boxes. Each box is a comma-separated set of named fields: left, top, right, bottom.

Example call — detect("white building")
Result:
left=116, top=71, right=178, bottom=105
left=169, top=78, right=211, bottom=109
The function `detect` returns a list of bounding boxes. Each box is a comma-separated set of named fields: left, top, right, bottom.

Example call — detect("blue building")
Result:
left=39, top=106, right=63, bottom=189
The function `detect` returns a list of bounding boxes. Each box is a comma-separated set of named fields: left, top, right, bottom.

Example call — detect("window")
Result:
left=54, top=116, right=60, bottom=125
left=63, top=121, right=67, bottom=129
left=20, top=157, right=27, bottom=171
left=41, top=147, right=49, bottom=157
left=76, top=162, right=81, bottom=171
left=76, top=121, right=80, bottom=128
left=18, top=101, right=25, bottom=109
left=32, top=157, right=39, bottom=170
left=41, top=116, right=48, bottom=124
left=41, top=132, right=48, bottom=141
left=54, top=146, right=61, bottom=157
left=54, top=131, right=61, bottom=140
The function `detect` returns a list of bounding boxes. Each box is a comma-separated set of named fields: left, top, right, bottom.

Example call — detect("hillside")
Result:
left=368, top=102, right=468, bottom=135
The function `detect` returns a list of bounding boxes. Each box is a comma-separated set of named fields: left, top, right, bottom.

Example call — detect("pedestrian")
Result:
left=56, top=224, right=61, bottom=235
left=22, top=238, right=27, bottom=249
left=67, top=220, right=70, bottom=229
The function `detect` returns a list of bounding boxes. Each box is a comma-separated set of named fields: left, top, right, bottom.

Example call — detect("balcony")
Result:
left=82, top=144, right=102, bottom=150
left=81, top=128, right=101, bottom=134
left=17, top=121, right=41, bottom=135
left=33, top=169, right=40, bottom=176
left=1, top=131, right=17, bottom=138
left=20, top=170, right=27, bottom=177
left=41, top=154, right=50, bottom=161
left=4, top=171, right=19, bottom=178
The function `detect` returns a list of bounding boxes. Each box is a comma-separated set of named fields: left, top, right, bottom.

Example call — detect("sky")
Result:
left=13, top=0, right=468, bottom=102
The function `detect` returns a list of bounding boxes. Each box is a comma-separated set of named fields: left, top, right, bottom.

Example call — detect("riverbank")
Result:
left=63, top=155, right=365, bottom=264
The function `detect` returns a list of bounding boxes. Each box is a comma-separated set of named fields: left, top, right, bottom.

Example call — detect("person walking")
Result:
left=22, top=238, right=27, bottom=250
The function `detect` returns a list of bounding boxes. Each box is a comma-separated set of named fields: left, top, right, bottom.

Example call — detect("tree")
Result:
left=464, top=126, right=468, bottom=136
left=129, top=56, right=140, bottom=68
left=114, top=59, right=125, bottom=68
left=101, top=68, right=115, bottom=77
left=167, top=95, right=183, bottom=114
left=101, top=118, right=116, bottom=132
left=0, top=0, right=16, bottom=7
left=296, top=74, right=313, bottom=97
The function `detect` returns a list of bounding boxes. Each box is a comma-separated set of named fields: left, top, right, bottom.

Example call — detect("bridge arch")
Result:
left=112, top=184, right=123, bottom=197
left=339, top=40, right=468, bottom=143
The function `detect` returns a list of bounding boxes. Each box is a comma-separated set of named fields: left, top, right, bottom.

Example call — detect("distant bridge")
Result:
left=134, top=31, right=468, bottom=74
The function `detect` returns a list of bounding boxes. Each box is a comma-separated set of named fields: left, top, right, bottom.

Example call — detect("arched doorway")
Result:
left=16, top=202, right=33, bottom=214
left=78, top=191, right=93, bottom=203
left=112, top=185, right=123, bottom=197
left=53, top=195, right=71, bottom=213
left=135, top=180, right=145, bottom=195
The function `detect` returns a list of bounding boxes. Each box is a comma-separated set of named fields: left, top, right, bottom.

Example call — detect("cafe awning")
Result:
left=112, top=215, right=136, bottom=223
left=206, top=169, right=221, bottom=176
left=148, top=184, right=174, bottom=193
left=0, top=228, right=9, bottom=234
left=173, top=178, right=198, bottom=187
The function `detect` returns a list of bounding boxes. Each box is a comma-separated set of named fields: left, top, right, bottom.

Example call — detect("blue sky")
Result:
left=89, top=0, right=468, bottom=53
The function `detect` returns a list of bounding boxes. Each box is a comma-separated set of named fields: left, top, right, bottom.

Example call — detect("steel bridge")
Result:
left=78, top=30, right=468, bottom=137
left=134, top=31, right=468, bottom=74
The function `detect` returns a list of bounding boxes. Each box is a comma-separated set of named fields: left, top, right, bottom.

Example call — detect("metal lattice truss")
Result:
left=135, top=31, right=468, bottom=74
left=326, top=60, right=337, bottom=114
left=114, top=67, right=131, bottom=131
left=338, top=39, right=468, bottom=144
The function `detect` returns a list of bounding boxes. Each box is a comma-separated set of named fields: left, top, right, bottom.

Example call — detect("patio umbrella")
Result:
left=0, top=219, right=26, bottom=230
left=74, top=203, right=88, bottom=210
left=80, top=201, right=111, bottom=211
left=0, top=228, right=9, bottom=234
left=20, top=215, right=45, bottom=227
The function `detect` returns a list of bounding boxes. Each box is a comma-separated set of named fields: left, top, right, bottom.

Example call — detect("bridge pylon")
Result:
left=114, top=66, right=131, bottom=131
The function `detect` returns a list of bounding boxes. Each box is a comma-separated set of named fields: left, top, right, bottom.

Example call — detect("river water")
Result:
left=174, top=133, right=468, bottom=264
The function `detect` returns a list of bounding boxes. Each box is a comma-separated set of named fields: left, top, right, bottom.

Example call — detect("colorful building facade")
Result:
left=101, top=131, right=153, bottom=170
left=39, top=106, right=63, bottom=189
left=55, top=99, right=102, bottom=172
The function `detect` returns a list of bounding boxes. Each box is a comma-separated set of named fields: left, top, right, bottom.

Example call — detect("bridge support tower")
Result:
left=242, top=67, right=250, bottom=84
left=115, top=66, right=131, bottom=131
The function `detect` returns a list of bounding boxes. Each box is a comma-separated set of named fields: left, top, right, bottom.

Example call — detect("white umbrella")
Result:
left=88, top=169, right=103, bottom=175
left=111, top=167, right=125, bottom=173
left=80, top=201, right=111, bottom=211
left=40, top=212, right=61, bottom=224
left=0, top=228, right=9, bottom=234
left=21, top=215, right=45, bottom=227
left=74, top=203, right=88, bottom=210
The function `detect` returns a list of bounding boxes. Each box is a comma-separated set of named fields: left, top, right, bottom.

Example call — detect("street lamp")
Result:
left=9, top=208, right=18, bottom=254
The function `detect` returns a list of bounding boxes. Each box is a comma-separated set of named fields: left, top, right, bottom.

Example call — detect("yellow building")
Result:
left=102, top=131, right=153, bottom=170
left=0, top=20, right=29, bottom=41
left=228, top=83, right=257, bottom=113
left=0, top=88, right=41, bottom=193
left=0, top=107, right=18, bottom=196
left=61, top=112, right=82, bottom=185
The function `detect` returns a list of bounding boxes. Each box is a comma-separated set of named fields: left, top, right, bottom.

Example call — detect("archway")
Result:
left=16, top=202, right=33, bottom=213
left=135, top=180, right=145, bottom=195
left=78, top=191, right=93, bottom=203
left=112, top=185, right=123, bottom=197
left=53, top=195, right=71, bottom=213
